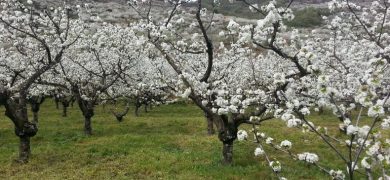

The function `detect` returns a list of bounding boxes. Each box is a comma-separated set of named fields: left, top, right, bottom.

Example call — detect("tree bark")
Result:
left=5, top=98, right=38, bottom=163
left=84, top=116, right=92, bottom=135
left=18, top=136, right=31, bottom=163
left=115, top=116, right=123, bottom=122
left=222, top=141, right=233, bottom=165
left=216, top=115, right=238, bottom=165
left=32, top=112, right=38, bottom=125
left=54, top=97, right=59, bottom=109
left=77, top=100, right=94, bottom=135
left=205, top=112, right=215, bottom=135
left=207, top=118, right=215, bottom=135
left=60, top=97, right=70, bottom=117
left=62, top=105, right=68, bottom=117
left=29, top=96, right=44, bottom=126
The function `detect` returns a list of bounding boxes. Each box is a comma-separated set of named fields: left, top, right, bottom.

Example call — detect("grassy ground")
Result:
left=0, top=101, right=383, bottom=179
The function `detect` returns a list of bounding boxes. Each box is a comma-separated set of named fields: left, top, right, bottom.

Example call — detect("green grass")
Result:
left=0, top=101, right=384, bottom=179
left=285, top=7, right=331, bottom=28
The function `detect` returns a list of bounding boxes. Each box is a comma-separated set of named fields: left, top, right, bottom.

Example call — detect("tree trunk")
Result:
left=30, top=100, right=42, bottom=126
left=70, top=98, right=75, bottom=107
left=207, top=118, right=215, bottom=135
left=32, top=112, right=38, bottom=125
left=76, top=95, right=95, bottom=135
left=115, top=116, right=124, bottom=122
left=216, top=115, right=238, bottom=165
left=54, top=98, right=59, bottom=109
left=5, top=98, right=38, bottom=163
left=205, top=112, right=215, bottom=135
left=135, top=105, right=139, bottom=116
left=61, top=99, right=70, bottom=117
left=62, top=105, right=68, bottom=117
left=18, top=136, right=31, bottom=163
left=84, top=116, right=92, bottom=135
left=222, top=141, right=233, bottom=165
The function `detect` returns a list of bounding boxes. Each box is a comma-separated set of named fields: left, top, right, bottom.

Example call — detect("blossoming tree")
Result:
left=51, top=23, right=145, bottom=135
left=0, top=0, right=85, bottom=162
left=228, top=0, right=390, bottom=179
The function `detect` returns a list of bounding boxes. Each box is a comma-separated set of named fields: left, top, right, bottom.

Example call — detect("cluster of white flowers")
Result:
left=299, top=107, right=310, bottom=115
left=273, top=73, right=286, bottom=85
left=269, top=161, right=281, bottom=172
left=382, top=117, right=390, bottom=129
left=287, top=118, right=302, bottom=128
left=280, top=140, right=292, bottom=149
left=181, top=88, right=192, bottom=99
left=237, top=130, right=248, bottom=141
left=367, top=104, right=385, bottom=117
left=346, top=125, right=371, bottom=139
left=297, top=152, right=319, bottom=164
left=254, top=147, right=265, bottom=156
left=361, top=157, right=372, bottom=169
left=265, top=137, right=274, bottom=144
left=329, top=169, right=345, bottom=180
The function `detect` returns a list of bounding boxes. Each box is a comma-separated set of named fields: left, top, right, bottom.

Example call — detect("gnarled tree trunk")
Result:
left=61, top=100, right=70, bottom=117
left=204, top=111, right=215, bottom=135
left=222, top=141, right=234, bottom=165
left=84, top=116, right=92, bottom=135
left=54, top=95, right=60, bottom=109
left=62, top=104, right=68, bottom=117
left=19, top=136, right=31, bottom=163
left=32, top=111, right=38, bottom=125
left=29, top=96, right=45, bottom=126
left=78, top=99, right=94, bottom=135
left=4, top=97, right=38, bottom=163
left=111, top=105, right=130, bottom=122
left=216, top=115, right=238, bottom=165
left=189, top=94, right=237, bottom=164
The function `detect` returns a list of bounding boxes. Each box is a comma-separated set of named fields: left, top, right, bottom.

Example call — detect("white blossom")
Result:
left=237, top=130, right=248, bottom=141
left=254, top=147, right=265, bottom=156
left=329, top=169, right=345, bottom=180
left=361, top=157, right=371, bottom=169
left=270, top=161, right=281, bottom=172
left=266, top=137, right=274, bottom=144
left=297, top=152, right=319, bottom=164
left=280, top=140, right=292, bottom=149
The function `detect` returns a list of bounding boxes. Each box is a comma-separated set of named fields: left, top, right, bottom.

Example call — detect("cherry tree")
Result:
left=0, top=0, right=85, bottom=162
left=56, top=88, right=75, bottom=117
left=130, top=0, right=390, bottom=177
left=128, top=0, right=277, bottom=164
left=222, top=0, right=390, bottom=179
left=49, top=23, right=145, bottom=135
left=118, top=52, right=172, bottom=117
